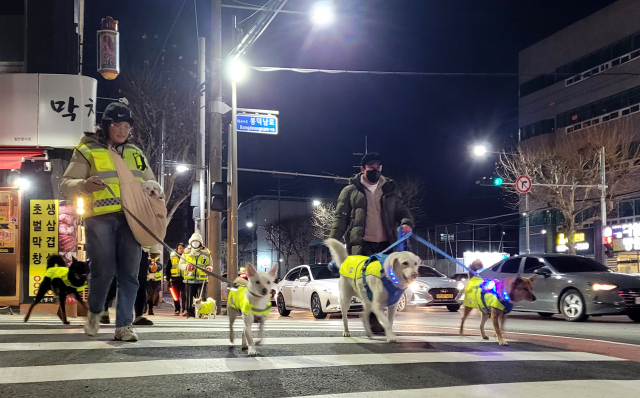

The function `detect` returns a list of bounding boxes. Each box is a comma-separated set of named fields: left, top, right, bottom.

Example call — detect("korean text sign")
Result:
left=29, top=200, right=58, bottom=297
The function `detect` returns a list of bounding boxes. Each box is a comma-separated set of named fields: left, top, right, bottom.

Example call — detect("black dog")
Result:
left=24, top=255, right=89, bottom=325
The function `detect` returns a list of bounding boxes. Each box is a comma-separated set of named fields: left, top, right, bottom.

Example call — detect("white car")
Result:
left=276, top=264, right=362, bottom=319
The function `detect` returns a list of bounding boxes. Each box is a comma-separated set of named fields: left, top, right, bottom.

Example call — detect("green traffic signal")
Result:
left=493, top=177, right=503, bottom=186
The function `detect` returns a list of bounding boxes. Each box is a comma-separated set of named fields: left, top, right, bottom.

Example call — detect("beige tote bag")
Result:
left=109, top=148, right=167, bottom=246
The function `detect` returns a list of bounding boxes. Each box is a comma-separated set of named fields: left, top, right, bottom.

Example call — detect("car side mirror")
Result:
left=298, top=276, right=309, bottom=283
left=534, top=268, right=551, bottom=277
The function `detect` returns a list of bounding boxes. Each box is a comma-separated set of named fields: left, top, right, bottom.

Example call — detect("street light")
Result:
left=228, top=58, right=247, bottom=82
left=312, top=200, right=321, bottom=207
left=472, top=145, right=488, bottom=157
left=246, top=221, right=254, bottom=228
left=311, top=1, right=334, bottom=25
left=15, top=177, right=30, bottom=190
left=175, top=164, right=190, bottom=173
left=541, top=229, right=547, bottom=235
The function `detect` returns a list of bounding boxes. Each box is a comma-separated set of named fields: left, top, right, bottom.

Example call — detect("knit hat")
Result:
left=361, top=152, right=381, bottom=166
left=101, top=102, right=134, bottom=126
left=188, top=232, right=204, bottom=246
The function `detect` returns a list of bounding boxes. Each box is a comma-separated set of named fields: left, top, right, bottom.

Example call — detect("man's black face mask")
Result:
left=366, top=169, right=381, bottom=183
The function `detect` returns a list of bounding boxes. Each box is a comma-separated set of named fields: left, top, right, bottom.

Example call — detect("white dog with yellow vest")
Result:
left=324, top=238, right=420, bottom=343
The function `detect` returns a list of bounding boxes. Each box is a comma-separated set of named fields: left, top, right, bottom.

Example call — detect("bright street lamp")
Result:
left=15, top=177, right=30, bottom=190
left=311, top=1, right=334, bottom=25
left=175, top=164, right=190, bottom=173
left=246, top=221, right=254, bottom=228
left=541, top=229, right=547, bottom=235
left=473, top=145, right=488, bottom=157
left=228, top=58, right=247, bottom=82
left=312, top=200, right=321, bottom=207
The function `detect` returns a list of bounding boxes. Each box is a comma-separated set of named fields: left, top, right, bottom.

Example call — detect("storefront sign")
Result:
left=0, top=223, right=16, bottom=254
left=556, top=232, right=591, bottom=253
left=29, top=200, right=58, bottom=297
left=603, top=223, right=640, bottom=252
left=0, top=74, right=97, bottom=147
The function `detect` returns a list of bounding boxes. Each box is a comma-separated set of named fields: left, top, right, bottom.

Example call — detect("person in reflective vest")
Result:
left=178, top=233, right=212, bottom=317
left=166, top=242, right=186, bottom=315
left=61, top=101, right=155, bottom=342
left=145, top=247, right=163, bottom=316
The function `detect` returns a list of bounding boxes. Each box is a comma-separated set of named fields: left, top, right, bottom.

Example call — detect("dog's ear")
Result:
left=528, top=274, right=538, bottom=282
left=514, top=273, right=523, bottom=285
left=246, top=263, right=257, bottom=277
left=268, top=263, right=278, bottom=278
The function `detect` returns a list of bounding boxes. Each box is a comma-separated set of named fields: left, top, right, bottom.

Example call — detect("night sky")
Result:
left=83, top=0, right=617, bottom=226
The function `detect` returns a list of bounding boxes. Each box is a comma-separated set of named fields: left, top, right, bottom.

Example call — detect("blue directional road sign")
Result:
left=236, top=114, right=278, bottom=135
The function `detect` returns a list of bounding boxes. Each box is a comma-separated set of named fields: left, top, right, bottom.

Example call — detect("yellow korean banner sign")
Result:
left=29, top=200, right=59, bottom=297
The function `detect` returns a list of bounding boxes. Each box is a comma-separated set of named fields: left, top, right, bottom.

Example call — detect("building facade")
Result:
left=518, top=0, right=640, bottom=272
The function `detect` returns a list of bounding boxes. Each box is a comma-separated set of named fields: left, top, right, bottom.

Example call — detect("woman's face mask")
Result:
left=192, top=241, right=201, bottom=249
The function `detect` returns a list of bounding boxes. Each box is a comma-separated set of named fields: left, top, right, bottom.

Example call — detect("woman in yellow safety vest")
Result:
left=178, top=232, right=212, bottom=317
left=61, top=101, right=156, bottom=342
left=166, top=242, right=186, bottom=315
left=145, top=247, right=163, bottom=316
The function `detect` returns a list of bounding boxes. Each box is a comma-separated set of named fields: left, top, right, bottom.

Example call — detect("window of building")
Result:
left=620, top=201, right=634, bottom=218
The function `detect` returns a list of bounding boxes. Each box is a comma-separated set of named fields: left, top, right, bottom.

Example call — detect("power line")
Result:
left=152, top=0, right=187, bottom=71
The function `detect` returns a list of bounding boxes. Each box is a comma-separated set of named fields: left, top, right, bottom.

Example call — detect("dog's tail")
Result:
left=324, top=238, right=348, bottom=273
left=46, top=254, right=66, bottom=269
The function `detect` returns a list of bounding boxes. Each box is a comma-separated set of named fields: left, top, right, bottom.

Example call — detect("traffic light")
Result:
left=210, top=182, right=227, bottom=212
left=476, top=176, right=504, bottom=187
left=604, top=236, right=614, bottom=258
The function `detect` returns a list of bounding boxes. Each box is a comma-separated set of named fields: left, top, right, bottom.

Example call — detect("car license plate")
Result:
left=436, top=294, right=454, bottom=299
left=635, top=297, right=640, bottom=305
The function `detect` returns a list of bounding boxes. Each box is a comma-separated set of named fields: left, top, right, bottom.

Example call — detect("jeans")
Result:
left=85, top=212, right=141, bottom=327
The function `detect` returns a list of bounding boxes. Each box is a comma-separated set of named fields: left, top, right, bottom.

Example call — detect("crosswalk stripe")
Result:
left=0, top=335, right=491, bottom=352
left=0, top=351, right=621, bottom=384
left=0, top=326, right=370, bottom=335
left=286, top=379, right=640, bottom=398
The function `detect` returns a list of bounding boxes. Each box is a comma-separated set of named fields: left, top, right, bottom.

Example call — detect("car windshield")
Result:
left=418, top=266, right=445, bottom=278
left=545, top=256, right=610, bottom=273
left=311, top=266, right=339, bottom=280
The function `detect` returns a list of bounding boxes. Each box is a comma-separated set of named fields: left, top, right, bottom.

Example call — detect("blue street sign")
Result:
left=236, top=114, right=278, bottom=135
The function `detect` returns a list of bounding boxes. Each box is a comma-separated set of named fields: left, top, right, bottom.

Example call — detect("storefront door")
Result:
left=0, top=188, right=20, bottom=305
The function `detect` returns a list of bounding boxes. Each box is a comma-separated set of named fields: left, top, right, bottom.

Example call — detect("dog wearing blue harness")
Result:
left=325, top=238, right=420, bottom=343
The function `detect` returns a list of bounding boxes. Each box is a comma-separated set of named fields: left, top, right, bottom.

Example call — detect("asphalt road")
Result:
left=1, top=302, right=639, bottom=397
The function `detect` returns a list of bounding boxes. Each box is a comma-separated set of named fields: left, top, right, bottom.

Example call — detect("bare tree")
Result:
left=311, top=203, right=336, bottom=239
left=264, top=216, right=314, bottom=271
left=396, top=177, right=427, bottom=226
left=119, top=44, right=201, bottom=222
left=497, top=120, right=640, bottom=254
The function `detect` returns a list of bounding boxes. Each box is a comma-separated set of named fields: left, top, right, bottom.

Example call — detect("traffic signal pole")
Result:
left=207, top=0, right=223, bottom=313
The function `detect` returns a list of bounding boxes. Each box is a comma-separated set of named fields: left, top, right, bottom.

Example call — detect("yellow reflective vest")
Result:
left=170, top=253, right=181, bottom=278
left=75, top=141, right=148, bottom=218
left=182, top=249, right=211, bottom=282
left=44, top=266, right=86, bottom=292
left=228, top=285, right=271, bottom=316
left=339, top=255, right=383, bottom=281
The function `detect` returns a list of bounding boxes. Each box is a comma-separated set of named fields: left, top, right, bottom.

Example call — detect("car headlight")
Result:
left=410, top=282, right=425, bottom=291
left=322, top=287, right=340, bottom=296
left=456, top=282, right=465, bottom=290
left=592, top=283, right=617, bottom=291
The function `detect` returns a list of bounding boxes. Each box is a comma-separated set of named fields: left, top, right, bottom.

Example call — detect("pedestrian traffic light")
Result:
left=604, top=236, right=614, bottom=258
left=210, top=182, right=227, bottom=212
left=493, top=177, right=503, bottom=186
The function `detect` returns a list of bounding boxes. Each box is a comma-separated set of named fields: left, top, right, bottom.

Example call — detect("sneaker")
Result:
left=174, top=311, right=180, bottom=316
left=114, top=325, right=138, bottom=342
left=132, top=316, right=154, bottom=326
left=148, top=309, right=154, bottom=316
left=84, top=311, right=100, bottom=337
left=100, top=311, right=110, bottom=324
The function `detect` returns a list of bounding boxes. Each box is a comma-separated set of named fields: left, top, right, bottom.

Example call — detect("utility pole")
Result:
left=207, top=0, right=223, bottom=312
left=227, top=15, right=239, bottom=285
left=197, top=37, right=206, bottom=237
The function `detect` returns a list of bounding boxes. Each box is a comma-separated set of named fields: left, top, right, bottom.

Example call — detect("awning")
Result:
left=0, top=150, right=46, bottom=170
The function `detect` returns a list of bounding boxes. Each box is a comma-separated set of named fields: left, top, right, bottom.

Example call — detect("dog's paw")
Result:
left=241, top=344, right=248, bottom=350
left=229, top=332, right=234, bottom=344
left=499, top=340, right=509, bottom=346
left=63, top=321, right=70, bottom=325
left=342, top=331, right=351, bottom=337
left=386, top=335, right=398, bottom=343
left=482, top=335, right=489, bottom=340
left=248, top=347, right=257, bottom=356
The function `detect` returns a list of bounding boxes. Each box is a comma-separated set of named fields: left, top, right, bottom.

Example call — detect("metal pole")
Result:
left=207, top=0, right=222, bottom=312
left=227, top=77, right=239, bottom=282
left=600, top=146, right=607, bottom=228
left=159, top=115, right=166, bottom=284
left=197, top=37, right=206, bottom=237
left=525, top=194, right=530, bottom=254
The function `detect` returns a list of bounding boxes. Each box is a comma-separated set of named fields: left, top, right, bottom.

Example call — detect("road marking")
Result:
left=286, top=379, right=640, bottom=398
left=0, top=335, right=490, bottom=352
left=0, top=351, right=622, bottom=384
left=0, top=326, right=371, bottom=335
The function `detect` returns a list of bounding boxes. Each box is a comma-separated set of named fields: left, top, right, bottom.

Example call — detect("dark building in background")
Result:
left=518, top=0, right=640, bottom=272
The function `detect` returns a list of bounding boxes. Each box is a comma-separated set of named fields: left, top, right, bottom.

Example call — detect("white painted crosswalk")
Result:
left=0, top=313, right=638, bottom=397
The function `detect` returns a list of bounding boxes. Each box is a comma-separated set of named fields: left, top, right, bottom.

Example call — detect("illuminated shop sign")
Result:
left=603, top=223, right=640, bottom=251
left=556, top=233, right=590, bottom=252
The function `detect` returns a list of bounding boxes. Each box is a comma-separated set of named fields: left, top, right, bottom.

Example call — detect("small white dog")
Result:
left=141, top=180, right=165, bottom=200
left=325, top=238, right=420, bottom=343
left=228, top=263, right=277, bottom=356
left=193, top=297, right=216, bottom=319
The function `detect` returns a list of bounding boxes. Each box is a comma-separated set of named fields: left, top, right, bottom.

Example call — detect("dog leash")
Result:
left=407, top=233, right=481, bottom=278
left=100, top=182, right=235, bottom=285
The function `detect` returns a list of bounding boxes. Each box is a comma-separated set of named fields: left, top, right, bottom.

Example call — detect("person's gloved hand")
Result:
left=205, top=266, right=213, bottom=273
left=187, top=265, right=195, bottom=272
left=83, top=175, right=105, bottom=193
left=401, top=224, right=413, bottom=235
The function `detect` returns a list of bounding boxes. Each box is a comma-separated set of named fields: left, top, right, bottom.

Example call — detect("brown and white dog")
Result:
left=459, top=274, right=537, bottom=345
left=325, top=238, right=421, bottom=343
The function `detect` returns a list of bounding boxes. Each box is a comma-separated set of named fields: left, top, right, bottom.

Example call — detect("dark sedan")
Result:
left=480, top=254, right=640, bottom=322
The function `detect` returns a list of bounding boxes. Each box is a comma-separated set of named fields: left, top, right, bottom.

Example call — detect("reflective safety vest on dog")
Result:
left=198, top=299, right=215, bottom=315
left=339, top=254, right=405, bottom=306
left=170, top=253, right=181, bottom=277
left=76, top=142, right=147, bottom=218
left=44, top=266, right=86, bottom=292
left=228, top=285, right=271, bottom=316
left=182, top=249, right=211, bottom=282
left=463, top=277, right=513, bottom=314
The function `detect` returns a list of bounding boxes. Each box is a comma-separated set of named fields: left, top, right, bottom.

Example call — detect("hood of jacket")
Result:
left=81, top=132, right=131, bottom=155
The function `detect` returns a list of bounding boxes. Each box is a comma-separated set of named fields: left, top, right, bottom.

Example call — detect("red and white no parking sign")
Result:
left=516, top=175, right=532, bottom=194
